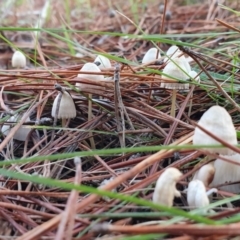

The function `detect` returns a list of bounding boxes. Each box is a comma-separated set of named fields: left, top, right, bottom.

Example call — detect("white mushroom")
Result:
left=77, top=62, right=104, bottom=82
left=193, top=162, right=215, bottom=187
left=187, top=179, right=209, bottom=209
left=161, top=56, right=190, bottom=89
left=1, top=114, right=31, bottom=141
left=193, top=105, right=237, bottom=155
left=76, top=62, right=104, bottom=91
left=76, top=63, right=104, bottom=149
left=209, top=154, right=240, bottom=193
left=161, top=56, right=191, bottom=117
left=164, top=45, right=193, bottom=63
left=51, top=89, right=76, bottom=120
left=11, top=50, right=26, bottom=69
left=142, top=47, right=161, bottom=64
left=192, top=106, right=239, bottom=192
left=164, top=45, right=182, bottom=62
left=94, top=55, right=111, bottom=70
left=152, top=167, right=182, bottom=207
left=188, top=70, right=200, bottom=83
left=193, top=155, right=240, bottom=193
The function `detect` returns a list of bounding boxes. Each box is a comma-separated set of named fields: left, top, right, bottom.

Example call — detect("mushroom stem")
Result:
left=188, top=92, right=193, bottom=116
left=61, top=118, right=66, bottom=127
left=170, top=89, right=177, bottom=118
left=206, top=188, right=217, bottom=196
left=88, top=93, right=93, bottom=121
left=88, top=93, right=96, bottom=149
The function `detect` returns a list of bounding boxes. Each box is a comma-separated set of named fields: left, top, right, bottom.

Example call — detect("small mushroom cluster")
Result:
left=76, top=54, right=112, bottom=91
left=153, top=167, right=211, bottom=210
left=4, top=44, right=240, bottom=218
left=152, top=105, right=239, bottom=210
left=1, top=51, right=112, bottom=142
left=193, top=105, right=240, bottom=193
left=142, top=45, right=200, bottom=117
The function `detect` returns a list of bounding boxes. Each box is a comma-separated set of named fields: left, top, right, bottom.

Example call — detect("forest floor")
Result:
left=1, top=0, right=240, bottom=239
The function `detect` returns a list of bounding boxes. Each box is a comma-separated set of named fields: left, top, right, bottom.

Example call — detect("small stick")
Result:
left=170, top=89, right=177, bottom=118
left=114, top=63, right=125, bottom=153
left=91, top=222, right=240, bottom=236
left=55, top=157, right=82, bottom=240
left=88, top=93, right=96, bottom=149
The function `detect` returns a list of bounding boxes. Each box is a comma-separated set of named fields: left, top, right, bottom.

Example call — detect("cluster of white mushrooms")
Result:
left=153, top=105, right=239, bottom=210
left=1, top=52, right=112, bottom=140
left=3, top=46, right=198, bottom=141
left=2, top=48, right=239, bottom=213
left=142, top=45, right=200, bottom=117
left=1, top=51, right=31, bottom=141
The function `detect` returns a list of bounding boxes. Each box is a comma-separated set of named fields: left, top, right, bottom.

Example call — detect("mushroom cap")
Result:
left=164, top=45, right=182, bottom=62
left=166, top=45, right=179, bottom=55
left=193, top=105, right=237, bottom=155
left=210, top=154, right=240, bottom=193
left=76, top=62, right=104, bottom=89
left=11, top=51, right=26, bottom=68
left=94, top=55, right=111, bottom=69
left=164, top=45, right=193, bottom=71
left=193, top=162, right=215, bottom=187
left=180, top=55, right=191, bottom=73
left=51, top=90, right=76, bottom=119
left=142, top=47, right=161, bottom=64
left=152, top=167, right=182, bottom=207
left=189, top=70, right=200, bottom=83
left=187, top=179, right=209, bottom=209
left=158, top=167, right=183, bottom=183
left=161, top=56, right=190, bottom=89
left=77, top=62, right=104, bottom=80
left=1, top=114, right=31, bottom=141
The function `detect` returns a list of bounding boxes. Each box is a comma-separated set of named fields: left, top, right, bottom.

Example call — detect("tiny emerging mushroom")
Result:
left=94, top=55, right=112, bottom=70
left=193, top=162, right=215, bottom=187
left=165, top=10, right=172, bottom=20
left=193, top=155, right=240, bottom=193
left=11, top=50, right=26, bottom=69
left=161, top=55, right=191, bottom=117
left=142, top=47, right=161, bottom=64
left=187, top=179, right=209, bottom=210
left=108, top=8, right=116, bottom=18
left=158, top=4, right=165, bottom=13
left=1, top=114, right=31, bottom=141
left=152, top=167, right=182, bottom=207
left=51, top=83, right=76, bottom=126
left=192, top=105, right=237, bottom=156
